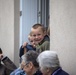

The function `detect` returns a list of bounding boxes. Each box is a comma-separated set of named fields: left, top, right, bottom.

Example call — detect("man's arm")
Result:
left=0, top=53, right=17, bottom=74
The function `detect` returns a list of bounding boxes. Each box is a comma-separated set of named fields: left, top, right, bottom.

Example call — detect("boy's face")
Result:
left=29, top=37, right=36, bottom=48
left=31, top=27, right=45, bottom=44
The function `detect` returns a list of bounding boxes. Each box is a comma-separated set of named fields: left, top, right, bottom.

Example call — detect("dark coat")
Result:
left=52, top=67, right=69, bottom=75
left=0, top=56, right=17, bottom=75
left=33, top=69, right=42, bottom=75
left=0, top=64, right=7, bottom=75
left=19, top=45, right=36, bottom=58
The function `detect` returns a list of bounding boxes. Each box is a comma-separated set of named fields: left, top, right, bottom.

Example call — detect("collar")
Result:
left=38, top=35, right=50, bottom=45
left=52, top=67, right=61, bottom=75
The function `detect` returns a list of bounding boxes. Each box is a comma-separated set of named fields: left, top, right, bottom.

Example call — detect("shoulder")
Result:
left=60, top=69, right=69, bottom=75
left=41, top=41, right=50, bottom=46
left=26, top=45, right=35, bottom=51
left=44, top=35, right=50, bottom=41
left=53, top=68, right=69, bottom=75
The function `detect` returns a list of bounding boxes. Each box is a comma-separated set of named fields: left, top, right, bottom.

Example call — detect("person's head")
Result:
left=22, top=51, right=39, bottom=75
left=37, top=51, right=60, bottom=75
left=31, top=24, right=46, bottom=44
left=28, top=32, right=36, bottom=48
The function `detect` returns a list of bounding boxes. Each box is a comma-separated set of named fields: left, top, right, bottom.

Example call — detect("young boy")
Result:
left=19, top=32, right=36, bottom=62
left=31, top=23, right=50, bottom=53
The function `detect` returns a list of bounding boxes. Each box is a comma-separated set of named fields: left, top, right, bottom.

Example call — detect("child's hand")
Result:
left=22, top=42, right=28, bottom=48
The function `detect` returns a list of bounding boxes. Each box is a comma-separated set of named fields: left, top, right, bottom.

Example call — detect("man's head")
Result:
left=31, top=24, right=46, bottom=44
left=37, top=51, right=60, bottom=75
left=22, top=51, right=39, bottom=75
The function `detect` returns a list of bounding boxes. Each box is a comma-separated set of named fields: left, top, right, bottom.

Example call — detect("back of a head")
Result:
left=22, top=51, right=39, bottom=67
left=37, top=51, right=60, bottom=69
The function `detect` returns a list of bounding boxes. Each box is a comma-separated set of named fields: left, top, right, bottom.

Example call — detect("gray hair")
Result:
left=22, top=50, right=39, bottom=67
left=37, top=51, right=60, bottom=70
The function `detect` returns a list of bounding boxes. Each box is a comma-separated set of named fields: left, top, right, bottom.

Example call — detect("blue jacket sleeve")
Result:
left=10, top=68, right=26, bottom=75
left=19, top=46, right=24, bottom=57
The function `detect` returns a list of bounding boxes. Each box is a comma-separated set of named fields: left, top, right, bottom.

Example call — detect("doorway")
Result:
left=20, top=0, right=49, bottom=46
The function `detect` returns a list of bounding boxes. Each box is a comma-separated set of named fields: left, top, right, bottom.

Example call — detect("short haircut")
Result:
left=37, top=51, right=60, bottom=71
left=22, top=51, right=39, bottom=67
left=32, top=24, right=45, bottom=32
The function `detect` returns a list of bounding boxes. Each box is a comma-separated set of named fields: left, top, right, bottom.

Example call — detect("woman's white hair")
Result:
left=37, top=51, right=60, bottom=70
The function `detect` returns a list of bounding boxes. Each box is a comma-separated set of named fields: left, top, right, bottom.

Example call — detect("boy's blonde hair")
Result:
left=28, top=32, right=33, bottom=40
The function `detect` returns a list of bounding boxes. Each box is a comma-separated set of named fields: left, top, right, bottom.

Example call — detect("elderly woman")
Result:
left=22, top=50, right=42, bottom=75
left=37, top=51, right=69, bottom=75
left=11, top=50, right=42, bottom=75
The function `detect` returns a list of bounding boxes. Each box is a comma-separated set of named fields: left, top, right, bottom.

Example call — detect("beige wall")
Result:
left=50, top=0, right=76, bottom=75
left=0, top=0, right=14, bottom=60
left=14, top=0, right=20, bottom=67
left=0, top=0, right=20, bottom=67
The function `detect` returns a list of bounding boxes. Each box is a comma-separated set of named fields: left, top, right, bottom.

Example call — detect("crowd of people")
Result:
left=0, top=23, right=69, bottom=75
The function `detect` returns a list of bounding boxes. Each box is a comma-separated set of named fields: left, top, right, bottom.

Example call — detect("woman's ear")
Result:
left=46, top=68, right=51, bottom=73
left=28, top=62, right=33, bottom=69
